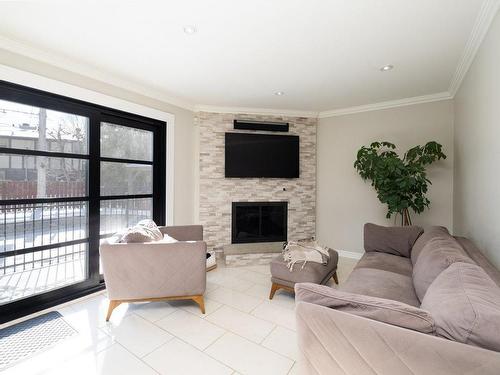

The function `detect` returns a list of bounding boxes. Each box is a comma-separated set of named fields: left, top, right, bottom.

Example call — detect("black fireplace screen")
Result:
left=232, top=202, right=287, bottom=244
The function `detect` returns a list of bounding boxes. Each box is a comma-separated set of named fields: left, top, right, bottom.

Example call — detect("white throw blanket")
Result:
left=282, top=239, right=330, bottom=271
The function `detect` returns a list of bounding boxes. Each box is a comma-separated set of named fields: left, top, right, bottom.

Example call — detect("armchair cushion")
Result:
left=364, top=223, right=423, bottom=258
left=295, top=283, right=435, bottom=334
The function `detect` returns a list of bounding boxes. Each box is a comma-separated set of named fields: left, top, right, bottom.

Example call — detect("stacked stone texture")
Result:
left=197, top=112, right=317, bottom=250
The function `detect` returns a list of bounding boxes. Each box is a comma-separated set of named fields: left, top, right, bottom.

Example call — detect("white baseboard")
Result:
left=337, top=250, right=363, bottom=260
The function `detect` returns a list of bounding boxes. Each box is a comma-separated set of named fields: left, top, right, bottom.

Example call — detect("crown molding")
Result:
left=317, top=91, right=452, bottom=118
left=0, top=36, right=196, bottom=111
left=3, top=0, right=498, bottom=120
left=448, top=0, right=500, bottom=96
left=195, top=104, right=319, bottom=118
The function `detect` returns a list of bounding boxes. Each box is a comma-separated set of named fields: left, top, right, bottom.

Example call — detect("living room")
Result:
left=0, top=1, right=499, bottom=374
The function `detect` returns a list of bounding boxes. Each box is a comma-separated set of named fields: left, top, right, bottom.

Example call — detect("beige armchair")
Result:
left=100, top=225, right=206, bottom=321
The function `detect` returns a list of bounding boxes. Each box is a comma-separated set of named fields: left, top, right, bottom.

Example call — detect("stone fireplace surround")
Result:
left=197, top=111, right=317, bottom=252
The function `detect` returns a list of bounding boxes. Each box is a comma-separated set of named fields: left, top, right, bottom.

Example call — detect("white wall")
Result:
left=0, top=49, right=197, bottom=225
left=317, top=100, right=454, bottom=254
left=454, top=11, right=500, bottom=269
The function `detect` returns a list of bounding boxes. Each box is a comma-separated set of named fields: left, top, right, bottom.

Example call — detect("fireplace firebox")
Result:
left=231, top=202, right=288, bottom=244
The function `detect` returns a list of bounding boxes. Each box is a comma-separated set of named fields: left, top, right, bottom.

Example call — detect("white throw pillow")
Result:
left=136, top=219, right=163, bottom=241
left=157, top=234, right=178, bottom=244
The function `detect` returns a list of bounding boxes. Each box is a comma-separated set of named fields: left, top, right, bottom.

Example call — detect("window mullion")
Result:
left=87, top=112, right=101, bottom=282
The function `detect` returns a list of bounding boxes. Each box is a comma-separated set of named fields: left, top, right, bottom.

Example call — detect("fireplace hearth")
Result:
left=231, top=202, right=287, bottom=244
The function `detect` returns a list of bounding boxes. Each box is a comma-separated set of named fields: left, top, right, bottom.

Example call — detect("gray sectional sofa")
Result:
left=295, top=224, right=500, bottom=374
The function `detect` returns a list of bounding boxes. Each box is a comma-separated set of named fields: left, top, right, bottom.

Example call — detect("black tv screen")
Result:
left=225, top=132, right=299, bottom=178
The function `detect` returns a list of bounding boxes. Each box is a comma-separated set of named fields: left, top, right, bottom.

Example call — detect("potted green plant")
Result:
left=354, top=141, right=446, bottom=226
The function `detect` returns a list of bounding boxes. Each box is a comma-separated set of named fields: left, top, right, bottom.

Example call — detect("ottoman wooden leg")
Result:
left=269, top=283, right=295, bottom=299
left=269, top=283, right=280, bottom=300
left=332, top=271, right=339, bottom=284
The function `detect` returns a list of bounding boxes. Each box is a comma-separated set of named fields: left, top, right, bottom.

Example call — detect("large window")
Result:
left=0, top=81, right=166, bottom=322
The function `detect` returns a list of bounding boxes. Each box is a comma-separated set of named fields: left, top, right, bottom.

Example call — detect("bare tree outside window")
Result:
left=0, top=99, right=88, bottom=199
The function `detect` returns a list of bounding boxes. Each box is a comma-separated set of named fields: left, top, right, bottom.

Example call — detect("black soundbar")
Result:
left=233, top=119, right=289, bottom=132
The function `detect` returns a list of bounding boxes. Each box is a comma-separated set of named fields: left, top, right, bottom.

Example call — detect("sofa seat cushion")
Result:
left=413, top=235, right=475, bottom=301
left=339, top=268, right=420, bottom=307
left=270, top=249, right=339, bottom=288
left=356, top=252, right=413, bottom=277
left=421, top=262, right=500, bottom=351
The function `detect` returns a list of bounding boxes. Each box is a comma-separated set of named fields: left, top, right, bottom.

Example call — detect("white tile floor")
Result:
left=1, top=257, right=358, bottom=375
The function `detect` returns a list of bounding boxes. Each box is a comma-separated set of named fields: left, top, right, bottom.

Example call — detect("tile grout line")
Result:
left=169, top=332, right=238, bottom=373
left=248, top=299, right=265, bottom=314
left=206, top=287, right=265, bottom=314
left=259, top=323, right=278, bottom=345
left=204, top=306, right=278, bottom=345
left=178, top=298, right=224, bottom=319
left=102, top=311, right=175, bottom=357
left=287, top=361, right=298, bottom=375
left=6, top=264, right=314, bottom=374
left=191, top=298, right=296, bottom=372
left=204, top=328, right=296, bottom=372
left=113, top=342, right=162, bottom=375
left=128, top=295, right=296, bottom=374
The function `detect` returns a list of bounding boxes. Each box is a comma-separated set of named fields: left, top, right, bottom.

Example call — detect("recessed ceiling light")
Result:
left=274, top=91, right=285, bottom=96
left=183, top=25, right=197, bottom=35
left=380, top=64, right=394, bottom=72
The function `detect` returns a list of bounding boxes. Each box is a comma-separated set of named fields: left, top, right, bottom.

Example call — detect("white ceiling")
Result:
left=0, top=0, right=492, bottom=113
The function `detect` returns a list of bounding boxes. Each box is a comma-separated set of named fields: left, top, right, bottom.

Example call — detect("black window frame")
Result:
left=0, top=80, right=166, bottom=323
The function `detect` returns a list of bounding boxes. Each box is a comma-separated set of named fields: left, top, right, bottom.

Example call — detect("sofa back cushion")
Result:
left=412, top=234, right=474, bottom=301
left=421, top=262, right=500, bottom=351
left=456, top=237, right=500, bottom=288
left=364, top=223, right=423, bottom=258
left=411, top=226, right=450, bottom=265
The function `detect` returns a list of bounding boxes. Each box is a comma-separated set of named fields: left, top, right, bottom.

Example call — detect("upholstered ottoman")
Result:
left=269, top=248, right=339, bottom=299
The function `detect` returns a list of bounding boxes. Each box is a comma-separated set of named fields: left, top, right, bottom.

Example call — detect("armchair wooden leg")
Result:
left=332, top=271, right=339, bottom=285
left=106, top=300, right=121, bottom=321
left=269, top=283, right=280, bottom=300
left=192, top=295, right=205, bottom=314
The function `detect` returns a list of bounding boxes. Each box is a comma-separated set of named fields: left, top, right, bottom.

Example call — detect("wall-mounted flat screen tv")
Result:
left=225, top=132, right=299, bottom=178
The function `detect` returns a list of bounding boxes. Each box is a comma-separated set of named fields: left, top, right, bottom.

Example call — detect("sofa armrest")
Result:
left=364, top=223, right=423, bottom=257
left=159, top=225, right=203, bottom=241
left=296, top=302, right=500, bottom=375
left=100, top=241, right=206, bottom=300
left=295, top=283, right=434, bottom=334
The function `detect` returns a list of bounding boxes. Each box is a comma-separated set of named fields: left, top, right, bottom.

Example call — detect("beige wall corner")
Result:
left=316, top=100, right=454, bottom=254
left=453, top=10, right=500, bottom=269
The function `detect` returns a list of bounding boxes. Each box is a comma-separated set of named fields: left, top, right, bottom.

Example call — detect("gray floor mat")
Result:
left=0, top=311, right=76, bottom=370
